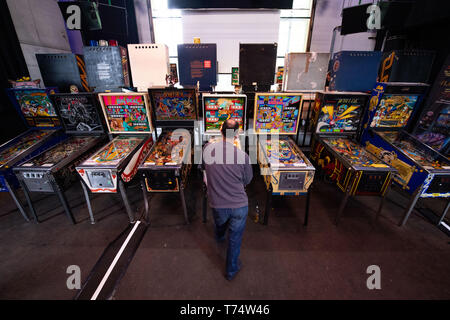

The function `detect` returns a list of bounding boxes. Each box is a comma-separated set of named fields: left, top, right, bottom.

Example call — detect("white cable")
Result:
left=91, top=221, right=141, bottom=300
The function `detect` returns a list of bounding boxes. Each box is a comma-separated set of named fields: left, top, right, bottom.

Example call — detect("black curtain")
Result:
left=0, top=1, right=29, bottom=143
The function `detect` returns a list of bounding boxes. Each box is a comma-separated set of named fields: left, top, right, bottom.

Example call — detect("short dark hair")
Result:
left=221, top=119, right=239, bottom=137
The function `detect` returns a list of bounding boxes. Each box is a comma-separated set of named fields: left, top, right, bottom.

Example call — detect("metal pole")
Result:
left=80, top=180, right=95, bottom=224
left=4, top=179, right=30, bottom=222
left=119, top=180, right=134, bottom=224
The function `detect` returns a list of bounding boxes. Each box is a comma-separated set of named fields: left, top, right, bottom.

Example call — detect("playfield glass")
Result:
left=20, top=137, right=96, bottom=167
left=82, top=136, right=144, bottom=166
left=377, top=131, right=450, bottom=170
left=204, top=96, right=245, bottom=132
left=261, top=137, right=305, bottom=167
left=144, top=130, right=191, bottom=166
left=323, top=137, right=389, bottom=168
left=0, top=131, right=53, bottom=166
left=415, top=104, right=450, bottom=154
left=101, top=94, right=151, bottom=133
left=254, top=94, right=301, bottom=134
left=315, top=96, right=365, bottom=133
left=53, top=94, right=104, bottom=133
left=370, top=94, right=419, bottom=128
left=151, top=89, right=196, bottom=121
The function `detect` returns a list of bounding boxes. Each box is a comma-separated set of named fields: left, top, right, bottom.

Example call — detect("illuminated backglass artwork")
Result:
left=254, top=94, right=302, bottom=135
left=204, top=95, right=245, bottom=132
left=13, top=89, right=60, bottom=127
left=370, top=94, right=419, bottom=128
left=100, top=94, right=152, bottom=133
left=151, top=89, right=197, bottom=121
left=316, top=97, right=365, bottom=133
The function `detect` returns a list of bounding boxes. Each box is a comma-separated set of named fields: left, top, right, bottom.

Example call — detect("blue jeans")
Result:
left=211, top=206, right=248, bottom=278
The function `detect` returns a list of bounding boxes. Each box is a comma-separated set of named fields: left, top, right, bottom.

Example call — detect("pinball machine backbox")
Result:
left=202, top=93, right=247, bottom=148
left=83, top=46, right=130, bottom=92
left=127, top=43, right=170, bottom=91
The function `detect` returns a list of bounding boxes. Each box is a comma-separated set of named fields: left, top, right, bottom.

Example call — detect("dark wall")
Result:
left=81, top=0, right=139, bottom=46
left=0, top=1, right=29, bottom=144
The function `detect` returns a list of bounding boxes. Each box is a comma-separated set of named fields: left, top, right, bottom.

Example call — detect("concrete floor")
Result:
left=0, top=170, right=449, bottom=300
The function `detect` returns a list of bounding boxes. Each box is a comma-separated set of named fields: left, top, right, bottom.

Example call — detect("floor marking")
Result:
left=91, top=221, right=141, bottom=300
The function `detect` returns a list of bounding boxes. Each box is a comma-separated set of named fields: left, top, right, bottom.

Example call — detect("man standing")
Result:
left=203, top=119, right=253, bottom=280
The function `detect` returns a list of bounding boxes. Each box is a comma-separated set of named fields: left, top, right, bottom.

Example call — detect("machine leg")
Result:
left=18, top=179, right=39, bottom=223
left=438, top=200, right=450, bottom=226
left=304, top=188, right=311, bottom=227
left=399, top=189, right=422, bottom=227
left=335, top=185, right=351, bottom=226
left=80, top=181, right=95, bottom=224
left=202, top=181, right=208, bottom=223
left=179, top=179, right=189, bottom=225
left=141, top=177, right=150, bottom=224
left=4, top=179, right=29, bottom=222
left=264, top=185, right=273, bottom=226
left=119, top=180, right=134, bottom=224
left=49, top=177, right=75, bottom=225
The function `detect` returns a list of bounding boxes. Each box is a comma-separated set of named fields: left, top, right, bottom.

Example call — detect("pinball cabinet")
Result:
left=254, top=93, right=315, bottom=225
left=76, top=92, right=154, bottom=224
left=1, top=88, right=63, bottom=221
left=310, top=91, right=397, bottom=225
left=361, top=82, right=450, bottom=227
left=138, top=87, right=198, bottom=224
left=12, top=93, right=107, bottom=224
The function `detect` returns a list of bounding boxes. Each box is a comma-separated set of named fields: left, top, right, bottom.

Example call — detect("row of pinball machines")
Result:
left=2, top=84, right=448, bottom=229
left=309, top=83, right=450, bottom=227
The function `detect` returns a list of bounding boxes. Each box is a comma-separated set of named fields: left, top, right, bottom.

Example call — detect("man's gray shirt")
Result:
left=203, top=140, right=253, bottom=209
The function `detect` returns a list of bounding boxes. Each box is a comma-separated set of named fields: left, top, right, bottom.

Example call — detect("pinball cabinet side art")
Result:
left=309, top=91, right=397, bottom=225
left=1, top=88, right=63, bottom=221
left=138, top=87, right=198, bottom=224
left=360, top=82, right=450, bottom=227
left=12, top=93, right=108, bottom=224
left=253, top=92, right=315, bottom=226
left=76, top=92, right=154, bottom=224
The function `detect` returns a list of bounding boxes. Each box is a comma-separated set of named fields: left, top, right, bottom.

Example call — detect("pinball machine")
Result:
left=254, top=93, right=315, bottom=225
left=200, top=93, right=247, bottom=222
left=138, top=87, right=198, bottom=224
left=360, top=82, right=450, bottom=227
left=310, top=91, right=397, bottom=225
left=1, top=88, right=63, bottom=221
left=76, top=92, right=154, bottom=224
left=12, top=93, right=108, bottom=224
